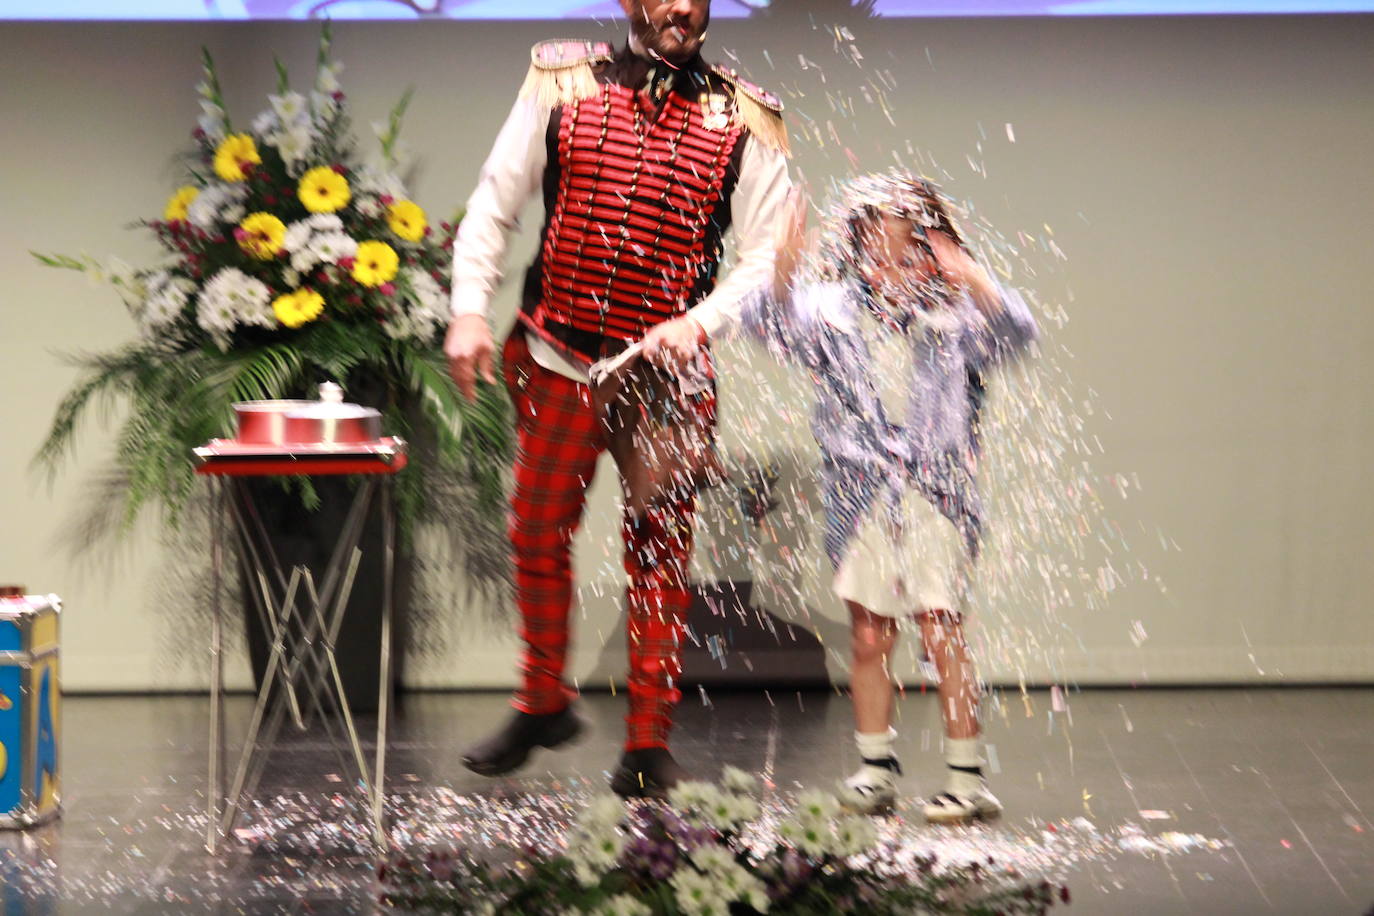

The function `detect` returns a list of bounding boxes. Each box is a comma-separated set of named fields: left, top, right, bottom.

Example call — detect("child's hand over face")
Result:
left=927, top=230, right=1004, bottom=317
left=926, top=231, right=981, bottom=289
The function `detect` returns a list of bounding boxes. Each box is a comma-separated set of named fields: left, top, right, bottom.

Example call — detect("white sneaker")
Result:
left=838, top=759, right=901, bottom=815
left=922, top=784, right=1003, bottom=824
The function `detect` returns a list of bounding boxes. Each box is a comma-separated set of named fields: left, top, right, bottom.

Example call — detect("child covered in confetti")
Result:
left=740, top=173, right=1037, bottom=821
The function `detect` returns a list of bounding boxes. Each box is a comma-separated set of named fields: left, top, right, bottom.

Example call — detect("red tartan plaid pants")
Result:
left=503, top=331, right=702, bottom=751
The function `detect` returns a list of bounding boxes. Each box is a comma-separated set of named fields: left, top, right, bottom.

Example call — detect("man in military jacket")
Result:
left=446, top=0, right=790, bottom=797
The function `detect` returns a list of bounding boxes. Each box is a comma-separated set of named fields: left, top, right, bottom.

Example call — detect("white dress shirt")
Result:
left=450, top=67, right=791, bottom=381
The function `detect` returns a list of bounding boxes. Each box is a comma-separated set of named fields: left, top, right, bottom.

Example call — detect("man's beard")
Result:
left=634, top=18, right=706, bottom=64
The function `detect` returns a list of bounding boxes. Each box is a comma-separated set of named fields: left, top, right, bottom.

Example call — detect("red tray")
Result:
left=193, top=436, right=409, bottom=477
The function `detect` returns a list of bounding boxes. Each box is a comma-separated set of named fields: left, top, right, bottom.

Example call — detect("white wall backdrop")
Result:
left=2, top=15, right=1371, bottom=691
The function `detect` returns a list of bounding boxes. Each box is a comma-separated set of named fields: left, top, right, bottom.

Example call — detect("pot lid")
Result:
left=285, top=381, right=381, bottom=420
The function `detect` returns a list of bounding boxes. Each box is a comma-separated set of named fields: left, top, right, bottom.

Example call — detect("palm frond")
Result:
left=33, top=342, right=163, bottom=478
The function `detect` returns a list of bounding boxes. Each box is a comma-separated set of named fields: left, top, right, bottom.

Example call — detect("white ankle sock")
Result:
left=855, top=727, right=898, bottom=762
left=943, top=737, right=984, bottom=796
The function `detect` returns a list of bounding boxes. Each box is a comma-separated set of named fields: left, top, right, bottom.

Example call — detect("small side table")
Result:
left=194, top=437, right=408, bottom=853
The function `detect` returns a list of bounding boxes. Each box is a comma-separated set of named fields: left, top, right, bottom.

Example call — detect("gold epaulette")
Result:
left=712, top=65, right=789, bottom=157
left=519, top=39, right=614, bottom=108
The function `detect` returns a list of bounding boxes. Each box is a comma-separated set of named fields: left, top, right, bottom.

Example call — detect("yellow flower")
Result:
left=163, top=185, right=199, bottom=222
left=386, top=200, right=427, bottom=242
left=213, top=134, right=261, bottom=182
left=237, top=212, right=287, bottom=260
left=299, top=166, right=351, bottom=214
left=272, top=289, right=325, bottom=329
left=351, top=240, right=399, bottom=287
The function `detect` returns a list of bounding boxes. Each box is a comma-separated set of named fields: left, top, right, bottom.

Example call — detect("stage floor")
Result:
left=2, top=687, right=1371, bottom=914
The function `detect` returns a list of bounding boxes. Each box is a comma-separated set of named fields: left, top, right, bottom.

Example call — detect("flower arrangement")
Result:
left=31, top=25, right=509, bottom=541
left=379, top=769, right=1069, bottom=915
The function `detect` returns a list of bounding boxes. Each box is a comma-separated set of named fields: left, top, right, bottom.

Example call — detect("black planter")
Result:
left=237, top=475, right=410, bottom=714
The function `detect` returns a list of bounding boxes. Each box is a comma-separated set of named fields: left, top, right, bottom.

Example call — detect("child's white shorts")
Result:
left=833, top=485, right=971, bottom=618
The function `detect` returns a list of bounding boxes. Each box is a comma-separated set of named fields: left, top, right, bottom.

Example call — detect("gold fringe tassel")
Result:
left=519, top=61, right=600, bottom=108
left=733, top=92, right=790, bottom=157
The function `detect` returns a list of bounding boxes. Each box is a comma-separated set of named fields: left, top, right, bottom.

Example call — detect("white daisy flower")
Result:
left=568, top=852, right=602, bottom=889
left=309, top=232, right=358, bottom=266
left=380, top=310, right=417, bottom=341
left=724, top=793, right=761, bottom=827
left=793, top=819, right=831, bottom=859
left=142, top=275, right=196, bottom=336
left=670, top=869, right=727, bottom=916
left=667, top=780, right=723, bottom=816
left=701, top=790, right=758, bottom=831
left=714, top=862, right=758, bottom=899
left=602, top=895, right=651, bottom=916
left=354, top=195, right=384, bottom=219
left=283, top=219, right=316, bottom=254
left=794, top=790, right=840, bottom=826
left=307, top=213, right=344, bottom=233
left=196, top=267, right=271, bottom=348
left=186, top=184, right=247, bottom=231
left=577, top=795, right=628, bottom=833
left=830, top=815, right=877, bottom=858
left=687, top=845, right=735, bottom=875
left=579, top=826, right=625, bottom=869
left=721, top=766, right=760, bottom=797
left=291, top=248, right=321, bottom=274
left=399, top=267, right=446, bottom=338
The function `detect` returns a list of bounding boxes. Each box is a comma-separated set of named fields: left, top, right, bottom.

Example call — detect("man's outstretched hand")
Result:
left=642, top=315, right=707, bottom=374
left=444, top=314, right=496, bottom=402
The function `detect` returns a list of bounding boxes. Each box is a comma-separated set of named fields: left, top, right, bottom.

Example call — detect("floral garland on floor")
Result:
left=379, top=769, right=1069, bottom=915
left=32, top=25, right=510, bottom=543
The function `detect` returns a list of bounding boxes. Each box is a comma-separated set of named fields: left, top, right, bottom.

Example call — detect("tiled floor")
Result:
left=2, top=688, right=1371, bottom=914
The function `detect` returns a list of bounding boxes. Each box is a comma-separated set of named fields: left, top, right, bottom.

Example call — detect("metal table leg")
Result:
left=214, top=477, right=389, bottom=846
left=207, top=479, right=226, bottom=854
left=373, top=476, right=395, bottom=848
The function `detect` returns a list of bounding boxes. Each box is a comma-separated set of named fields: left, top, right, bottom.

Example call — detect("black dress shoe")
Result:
left=461, top=706, right=585, bottom=776
left=609, top=747, right=691, bottom=799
